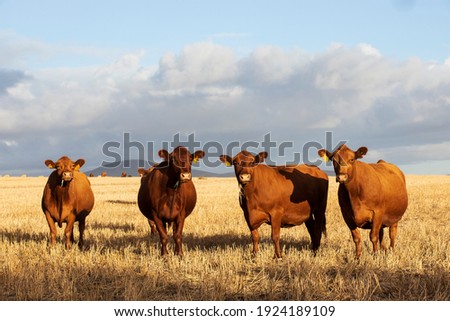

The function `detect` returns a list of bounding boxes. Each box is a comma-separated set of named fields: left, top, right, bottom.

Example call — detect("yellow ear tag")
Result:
left=322, top=154, right=329, bottom=162
left=74, top=164, right=81, bottom=171
left=225, top=161, right=231, bottom=167
left=48, top=164, right=55, bottom=169
left=193, top=157, right=198, bottom=164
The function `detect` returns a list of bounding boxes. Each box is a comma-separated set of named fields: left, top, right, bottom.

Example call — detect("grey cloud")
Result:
left=0, top=68, right=28, bottom=94
left=1, top=42, right=450, bottom=174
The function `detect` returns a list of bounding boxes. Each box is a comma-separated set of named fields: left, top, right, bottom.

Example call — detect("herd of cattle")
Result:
left=41, top=144, right=408, bottom=258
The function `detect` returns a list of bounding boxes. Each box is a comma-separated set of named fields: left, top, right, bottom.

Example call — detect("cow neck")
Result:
left=165, top=166, right=182, bottom=218
left=238, top=176, right=256, bottom=198
left=342, top=161, right=361, bottom=198
left=55, top=177, right=72, bottom=190
left=166, top=165, right=181, bottom=190
left=53, top=179, right=72, bottom=216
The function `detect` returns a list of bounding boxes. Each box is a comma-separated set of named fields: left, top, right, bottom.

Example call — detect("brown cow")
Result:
left=137, top=147, right=205, bottom=256
left=101, top=171, right=107, bottom=177
left=318, top=144, right=408, bottom=257
left=137, top=164, right=159, bottom=235
left=41, top=156, right=95, bottom=250
left=220, top=151, right=328, bottom=258
left=121, top=171, right=127, bottom=177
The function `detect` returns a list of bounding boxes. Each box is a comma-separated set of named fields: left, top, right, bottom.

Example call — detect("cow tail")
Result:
left=317, top=184, right=328, bottom=238
left=313, top=207, right=326, bottom=238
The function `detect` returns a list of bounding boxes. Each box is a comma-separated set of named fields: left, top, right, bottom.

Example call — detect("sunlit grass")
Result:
left=0, top=175, right=448, bottom=300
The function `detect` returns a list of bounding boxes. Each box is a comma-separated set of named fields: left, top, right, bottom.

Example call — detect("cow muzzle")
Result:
left=336, top=174, right=348, bottom=183
left=239, top=173, right=252, bottom=184
left=62, top=171, right=73, bottom=181
left=179, top=172, right=192, bottom=182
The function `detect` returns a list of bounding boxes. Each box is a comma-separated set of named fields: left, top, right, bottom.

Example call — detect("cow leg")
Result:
left=246, top=210, right=268, bottom=257
left=305, top=217, right=321, bottom=252
left=250, top=229, right=259, bottom=256
left=270, top=214, right=283, bottom=259
left=351, top=228, right=362, bottom=258
left=64, top=217, right=76, bottom=250
left=173, top=218, right=185, bottom=257
left=271, top=224, right=282, bottom=259
left=45, top=212, right=57, bottom=247
left=153, top=217, right=169, bottom=255
left=379, top=227, right=387, bottom=253
left=148, top=219, right=157, bottom=236
left=389, top=223, right=398, bottom=250
left=78, top=218, right=86, bottom=250
left=370, top=214, right=384, bottom=255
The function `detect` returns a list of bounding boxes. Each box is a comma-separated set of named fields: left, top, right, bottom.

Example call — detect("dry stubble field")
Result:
left=0, top=175, right=449, bottom=300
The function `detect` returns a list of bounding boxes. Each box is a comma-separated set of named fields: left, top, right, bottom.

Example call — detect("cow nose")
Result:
left=239, top=173, right=251, bottom=183
left=180, top=172, right=192, bottom=182
left=336, top=174, right=348, bottom=183
left=62, top=171, right=73, bottom=180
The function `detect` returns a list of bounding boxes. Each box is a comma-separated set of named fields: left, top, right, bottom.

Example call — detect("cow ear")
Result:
left=254, top=151, right=268, bottom=164
left=318, top=149, right=333, bottom=162
left=355, top=147, right=368, bottom=159
left=138, top=168, right=147, bottom=176
left=45, top=160, right=55, bottom=169
left=191, top=150, right=205, bottom=163
left=219, top=155, right=232, bottom=167
left=158, top=149, right=170, bottom=161
left=74, top=159, right=85, bottom=171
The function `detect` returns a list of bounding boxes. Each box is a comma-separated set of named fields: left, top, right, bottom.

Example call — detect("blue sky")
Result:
left=1, top=0, right=450, bottom=175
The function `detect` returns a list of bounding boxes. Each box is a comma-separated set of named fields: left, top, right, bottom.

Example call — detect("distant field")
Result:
left=0, top=175, right=448, bottom=300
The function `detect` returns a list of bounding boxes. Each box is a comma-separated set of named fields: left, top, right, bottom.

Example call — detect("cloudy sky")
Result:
left=1, top=0, right=450, bottom=175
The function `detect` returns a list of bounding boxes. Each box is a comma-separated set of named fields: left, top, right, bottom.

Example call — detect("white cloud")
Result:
left=6, top=82, right=35, bottom=100
left=445, top=57, right=450, bottom=66
left=358, top=43, right=382, bottom=57
left=154, top=42, right=237, bottom=90
left=1, top=38, right=450, bottom=174
left=239, top=46, right=308, bottom=84
left=2, top=140, right=18, bottom=147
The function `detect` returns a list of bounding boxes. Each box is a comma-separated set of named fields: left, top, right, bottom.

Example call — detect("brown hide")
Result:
left=137, top=147, right=204, bottom=256
left=41, top=156, right=95, bottom=250
left=221, top=151, right=329, bottom=258
left=137, top=165, right=158, bottom=235
left=319, top=144, right=408, bottom=257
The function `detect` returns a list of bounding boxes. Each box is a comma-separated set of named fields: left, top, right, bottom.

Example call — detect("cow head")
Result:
left=45, top=156, right=85, bottom=184
left=318, top=145, right=367, bottom=183
left=158, top=146, right=205, bottom=183
left=220, top=151, right=268, bottom=185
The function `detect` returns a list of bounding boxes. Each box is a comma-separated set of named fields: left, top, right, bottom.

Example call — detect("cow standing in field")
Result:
left=137, top=146, right=205, bottom=256
left=318, top=144, right=408, bottom=257
left=137, top=165, right=158, bottom=236
left=220, top=151, right=328, bottom=259
left=41, top=156, right=95, bottom=250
